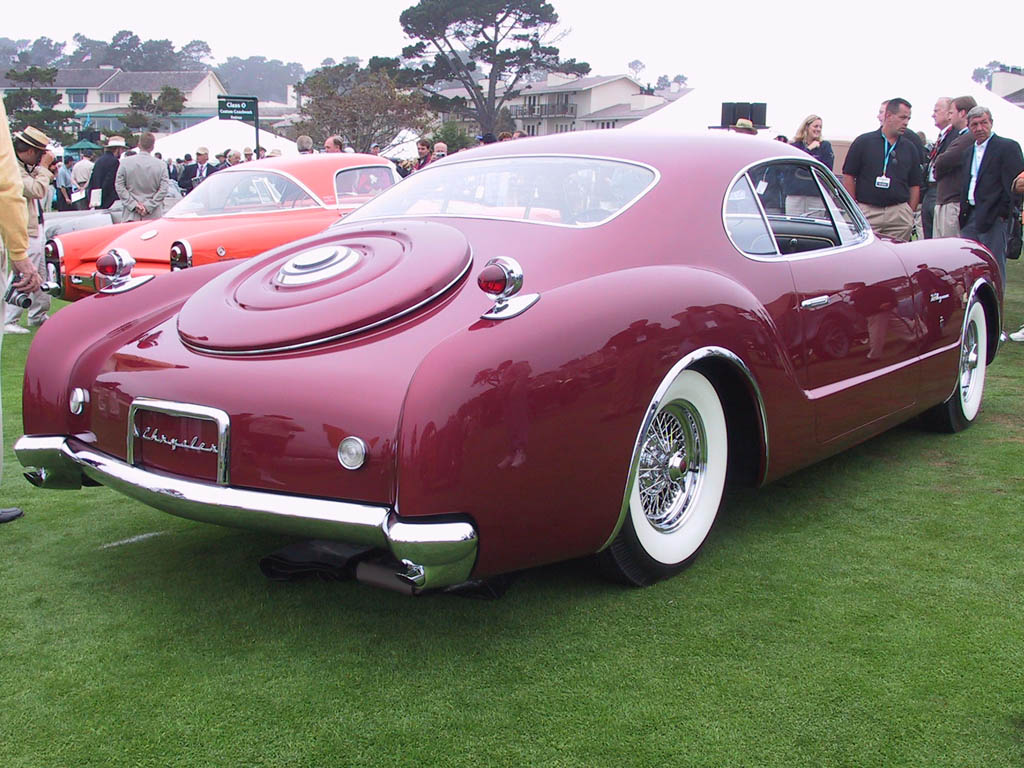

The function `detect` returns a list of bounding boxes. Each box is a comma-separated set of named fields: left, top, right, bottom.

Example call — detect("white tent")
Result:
left=629, top=75, right=1024, bottom=145
left=154, top=117, right=297, bottom=160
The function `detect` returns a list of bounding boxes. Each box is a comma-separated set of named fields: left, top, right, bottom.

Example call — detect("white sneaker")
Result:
left=4, top=323, right=29, bottom=335
left=1009, top=326, right=1024, bottom=343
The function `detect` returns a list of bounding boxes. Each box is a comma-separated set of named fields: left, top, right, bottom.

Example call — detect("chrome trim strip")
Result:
left=98, top=274, right=155, bottom=294
left=481, top=293, right=541, bottom=320
left=127, top=398, right=231, bottom=485
left=722, top=155, right=876, bottom=263
left=181, top=254, right=473, bottom=356
left=14, top=435, right=479, bottom=590
left=344, top=153, right=661, bottom=231
left=599, top=346, right=769, bottom=551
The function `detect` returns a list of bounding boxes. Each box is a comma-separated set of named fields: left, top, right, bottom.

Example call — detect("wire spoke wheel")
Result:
left=602, top=368, right=728, bottom=586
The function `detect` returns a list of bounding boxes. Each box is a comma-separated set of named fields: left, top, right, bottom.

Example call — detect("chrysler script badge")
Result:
left=276, top=245, right=360, bottom=286
left=133, top=424, right=218, bottom=454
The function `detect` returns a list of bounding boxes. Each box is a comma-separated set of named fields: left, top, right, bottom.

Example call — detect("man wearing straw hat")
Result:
left=5, top=125, right=53, bottom=335
left=0, top=101, right=42, bottom=522
left=87, top=135, right=128, bottom=209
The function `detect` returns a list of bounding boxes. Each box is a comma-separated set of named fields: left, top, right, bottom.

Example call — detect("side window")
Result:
left=813, top=168, right=868, bottom=245
left=750, top=161, right=841, bottom=255
left=724, top=175, right=777, bottom=256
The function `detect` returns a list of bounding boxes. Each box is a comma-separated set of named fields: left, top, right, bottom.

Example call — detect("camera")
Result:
left=4, top=282, right=31, bottom=308
left=4, top=281, right=60, bottom=308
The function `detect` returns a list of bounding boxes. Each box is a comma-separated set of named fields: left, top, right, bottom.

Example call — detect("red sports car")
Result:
left=44, top=153, right=399, bottom=300
left=16, top=131, right=1002, bottom=594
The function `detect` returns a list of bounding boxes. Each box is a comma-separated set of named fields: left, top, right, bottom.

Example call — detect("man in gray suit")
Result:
left=115, top=132, right=169, bottom=221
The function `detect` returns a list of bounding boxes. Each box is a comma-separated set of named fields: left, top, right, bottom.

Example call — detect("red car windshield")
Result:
left=167, top=170, right=320, bottom=217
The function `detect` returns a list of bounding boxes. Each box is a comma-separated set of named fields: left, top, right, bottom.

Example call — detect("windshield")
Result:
left=166, top=170, right=320, bottom=217
left=344, top=155, right=657, bottom=227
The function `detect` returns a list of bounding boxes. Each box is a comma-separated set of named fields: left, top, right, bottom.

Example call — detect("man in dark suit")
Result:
left=932, top=95, right=977, bottom=237
left=178, top=146, right=217, bottom=194
left=86, top=136, right=127, bottom=209
left=922, top=97, right=957, bottom=239
left=959, top=106, right=1024, bottom=281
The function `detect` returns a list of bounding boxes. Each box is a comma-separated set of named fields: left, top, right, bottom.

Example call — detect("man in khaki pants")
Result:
left=841, top=98, right=922, bottom=242
left=0, top=100, right=42, bottom=522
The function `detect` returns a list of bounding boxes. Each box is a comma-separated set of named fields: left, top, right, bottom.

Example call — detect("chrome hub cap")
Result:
left=960, top=321, right=979, bottom=403
left=637, top=401, right=707, bottom=532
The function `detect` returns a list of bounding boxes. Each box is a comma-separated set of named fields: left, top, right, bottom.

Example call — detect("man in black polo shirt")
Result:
left=842, top=97, right=922, bottom=242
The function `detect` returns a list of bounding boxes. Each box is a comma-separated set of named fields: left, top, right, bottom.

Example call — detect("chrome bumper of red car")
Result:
left=14, top=435, right=478, bottom=592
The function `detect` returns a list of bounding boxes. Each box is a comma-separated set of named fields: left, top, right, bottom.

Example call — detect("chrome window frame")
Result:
left=722, top=155, right=876, bottom=263
left=343, top=152, right=661, bottom=230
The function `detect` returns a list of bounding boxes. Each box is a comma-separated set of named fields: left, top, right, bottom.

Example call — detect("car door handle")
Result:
left=800, top=295, right=830, bottom=308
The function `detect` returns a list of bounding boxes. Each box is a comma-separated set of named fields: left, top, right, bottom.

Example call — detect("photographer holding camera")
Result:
left=4, top=125, right=52, bottom=335
left=1, top=102, right=41, bottom=522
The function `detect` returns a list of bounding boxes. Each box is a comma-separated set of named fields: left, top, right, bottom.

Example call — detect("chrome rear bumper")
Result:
left=14, top=435, right=478, bottom=591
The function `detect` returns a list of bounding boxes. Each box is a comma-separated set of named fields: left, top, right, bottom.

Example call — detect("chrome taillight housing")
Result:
left=477, top=257, right=540, bottom=320
left=43, top=238, right=64, bottom=297
left=169, top=240, right=192, bottom=271
left=93, top=248, right=153, bottom=294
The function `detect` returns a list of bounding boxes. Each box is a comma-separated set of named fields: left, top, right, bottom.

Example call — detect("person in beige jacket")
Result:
left=115, top=131, right=169, bottom=221
left=5, top=125, right=53, bottom=333
left=1, top=101, right=41, bottom=522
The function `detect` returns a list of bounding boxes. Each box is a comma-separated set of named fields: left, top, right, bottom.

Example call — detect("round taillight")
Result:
left=337, top=436, right=367, bottom=470
left=477, top=263, right=508, bottom=297
left=44, top=240, right=58, bottom=259
left=95, top=252, right=119, bottom=276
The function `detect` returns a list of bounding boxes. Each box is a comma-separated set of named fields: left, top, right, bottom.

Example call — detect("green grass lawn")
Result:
left=1, top=269, right=1022, bottom=767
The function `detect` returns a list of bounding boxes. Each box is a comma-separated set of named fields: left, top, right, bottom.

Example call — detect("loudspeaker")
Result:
left=719, top=102, right=768, bottom=128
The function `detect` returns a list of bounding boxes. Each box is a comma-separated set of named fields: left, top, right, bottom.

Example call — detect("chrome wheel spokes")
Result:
left=637, top=401, right=707, bottom=532
left=960, top=321, right=979, bottom=403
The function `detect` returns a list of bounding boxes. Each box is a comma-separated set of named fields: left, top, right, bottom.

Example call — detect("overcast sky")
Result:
left=9, top=0, right=1020, bottom=88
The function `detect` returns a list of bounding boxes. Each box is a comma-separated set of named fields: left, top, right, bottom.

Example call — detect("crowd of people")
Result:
left=738, top=96, right=1024, bottom=341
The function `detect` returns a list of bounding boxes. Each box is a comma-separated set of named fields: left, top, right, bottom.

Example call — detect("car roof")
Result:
left=217, top=153, right=394, bottom=206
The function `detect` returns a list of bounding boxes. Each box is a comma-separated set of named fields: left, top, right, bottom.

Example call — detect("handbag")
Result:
left=1007, top=205, right=1022, bottom=260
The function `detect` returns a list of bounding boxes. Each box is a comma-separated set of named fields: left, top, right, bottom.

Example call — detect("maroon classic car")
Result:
left=16, top=131, right=1002, bottom=594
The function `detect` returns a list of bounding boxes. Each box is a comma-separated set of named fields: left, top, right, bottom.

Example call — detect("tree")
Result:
left=295, top=62, right=431, bottom=152
left=138, top=39, right=179, bottom=71
left=15, top=37, right=65, bottom=68
left=179, top=40, right=212, bottom=71
left=3, top=66, right=77, bottom=144
left=399, top=0, right=590, bottom=134
left=627, top=59, right=644, bottom=80
left=63, top=32, right=212, bottom=71
left=431, top=120, right=474, bottom=152
left=656, top=74, right=669, bottom=90
left=672, top=73, right=687, bottom=86
left=108, top=30, right=144, bottom=70
left=123, top=86, right=187, bottom=132
left=972, top=60, right=1014, bottom=88
left=215, top=56, right=306, bottom=102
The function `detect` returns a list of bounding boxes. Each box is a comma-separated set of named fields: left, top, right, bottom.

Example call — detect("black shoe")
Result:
left=0, top=507, right=24, bottom=523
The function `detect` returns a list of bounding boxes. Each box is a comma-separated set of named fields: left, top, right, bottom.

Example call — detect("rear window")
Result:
left=344, top=155, right=657, bottom=227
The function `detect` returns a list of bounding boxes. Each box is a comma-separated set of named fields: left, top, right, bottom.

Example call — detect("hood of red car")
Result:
left=176, top=221, right=472, bottom=354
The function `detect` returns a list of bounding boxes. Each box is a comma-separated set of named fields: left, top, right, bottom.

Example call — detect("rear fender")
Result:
left=396, top=265, right=791, bottom=577
left=22, top=261, right=239, bottom=437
